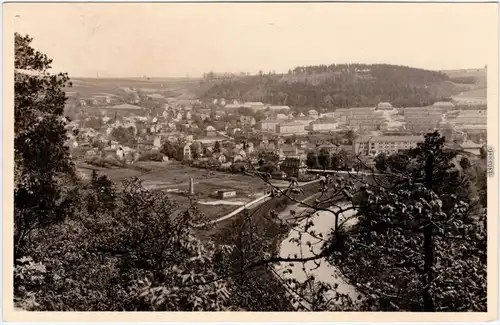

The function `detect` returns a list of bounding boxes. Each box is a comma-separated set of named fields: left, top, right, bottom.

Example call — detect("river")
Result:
left=275, top=202, right=360, bottom=307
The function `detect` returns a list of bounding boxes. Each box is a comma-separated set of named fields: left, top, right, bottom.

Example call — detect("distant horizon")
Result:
left=65, top=64, right=487, bottom=80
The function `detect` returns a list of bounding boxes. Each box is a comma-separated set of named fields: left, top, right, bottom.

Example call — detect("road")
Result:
left=192, top=178, right=323, bottom=227
left=192, top=168, right=379, bottom=228
left=307, top=169, right=383, bottom=176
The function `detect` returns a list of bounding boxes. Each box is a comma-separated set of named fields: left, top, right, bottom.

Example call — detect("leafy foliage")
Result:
left=85, top=170, right=117, bottom=214
left=326, top=132, right=487, bottom=311
left=318, top=149, right=331, bottom=170
left=258, top=151, right=280, bottom=164
left=190, top=142, right=202, bottom=160
left=111, top=126, right=137, bottom=147
left=138, top=152, right=165, bottom=162
left=306, top=152, right=319, bottom=169
left=259, top=162, right=277, bottom=175
left=16, top=177, right=236, bottom=311
left=14, top=33, right=75, bottom=258
left=213, top=141, right=221, bottom=153
left=160, top=140, right=178, bottom=159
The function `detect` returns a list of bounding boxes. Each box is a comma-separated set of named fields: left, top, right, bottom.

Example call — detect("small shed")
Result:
left=217, top=189, right=237, bottom=199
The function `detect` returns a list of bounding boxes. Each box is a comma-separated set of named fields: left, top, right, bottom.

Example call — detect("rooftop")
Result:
left=244, top=102, right=264, bottom=106
left=455, top=124, right=487, bottom=130
left=461, top=140, right=483, bottom=149
left=147, top=93, right=165, bottom=99
left=224, top=104, right=242, bottom=108
left=310, top=118, right=337, bottom=124
left=268, top=105, right=291, bottom=110
left=433, top=101, right=455, bottom=107
left=104, top=103, right=142, bottom=110
left=218, top=189, right=236, bottom=192
left=376, top=102, right=393, bottom=109
left=279, top=122, right=305, bottom=126
left=356, top=135, right=425, bottom=143
left=350, top=107, right=375, bottom=111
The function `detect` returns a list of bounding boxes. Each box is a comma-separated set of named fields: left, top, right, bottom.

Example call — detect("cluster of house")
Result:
left=216, top=99, right=291, bottom=113
left=64, top=94, right=264, bottom=165
left=64, top=91, right=122, bottom=108
left=65, top=88, right=487, bottom=174
left=64, top=117, right=165, bottom=164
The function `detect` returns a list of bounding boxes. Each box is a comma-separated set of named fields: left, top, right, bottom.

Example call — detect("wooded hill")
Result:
left=198, top=64, right=470, bottom=109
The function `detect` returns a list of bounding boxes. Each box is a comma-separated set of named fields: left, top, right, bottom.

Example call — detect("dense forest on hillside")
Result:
left=199, top=64, right=462, bottom=109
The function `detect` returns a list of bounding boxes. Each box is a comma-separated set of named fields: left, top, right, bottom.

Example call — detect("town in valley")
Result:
left=11, top=3, right=492, bottom=314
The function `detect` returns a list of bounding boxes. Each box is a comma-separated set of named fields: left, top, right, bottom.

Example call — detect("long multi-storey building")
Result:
left=292, top=116, right=314, bottom=128
left=450, top=109, right=487, bottom=125
left=257, top=119, right=281, bottom=132
left=334, top=108, right=351, bottom=122
left=348, top=107, right=388, bottom=132
left=404, top=107, right=443, bottom=133
left=243, top=102, right=266, bottom=112
left=376, top=102, right=394, bottom=110
left=432, top=101, right=456, bottom=112
left=308, top=119, right=338, bottom=132
left=276, top=122, right=306, bottom=135
left=267, top=105, right=291, bottom=111
left=353, top=135, right=424, bottom=156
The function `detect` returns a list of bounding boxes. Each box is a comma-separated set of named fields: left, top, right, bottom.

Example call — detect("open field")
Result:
left=78, top=160, right=273, bottom=198
left=441, top=68, right=487, bottom=104
left=442, top=68, right=487, bottom=79
left=64, top=77, right=201, bottom=99
left=76, top=160, right=380, bottom=224
left=78, top=160, right=278, bottom=220
left=453, top=87, right=487, bottom=99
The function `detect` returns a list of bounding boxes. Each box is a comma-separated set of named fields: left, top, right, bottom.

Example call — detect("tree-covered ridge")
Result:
left=200, top=64, right=459, bottom=109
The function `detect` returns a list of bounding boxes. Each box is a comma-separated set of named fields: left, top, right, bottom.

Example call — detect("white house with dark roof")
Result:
left=460, top=140, right=483, bottom=156
left=308, top=109, right=319, bottom=120
left=267, top=105, right=291, bottom=111
left=376, top=102, right=394, bottom=110
left=243, top=102, right=265, bottom=111
left=308, top=119, right=338, bottom=132
left=276, top=113, right=289, bottom=120
left=433, top=101, right=456, bottom=112
left=205, top=125, right=218, bottom=137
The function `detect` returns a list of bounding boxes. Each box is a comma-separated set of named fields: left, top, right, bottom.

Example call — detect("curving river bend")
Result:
left=275, top=202, right=360, bottom=307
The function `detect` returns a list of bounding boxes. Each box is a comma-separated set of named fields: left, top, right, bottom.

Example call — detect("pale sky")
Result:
left=6, top=3, right=498, bottom=78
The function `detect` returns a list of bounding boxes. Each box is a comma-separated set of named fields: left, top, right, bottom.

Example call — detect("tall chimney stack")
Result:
left=189, top=177, right=194, bottom=195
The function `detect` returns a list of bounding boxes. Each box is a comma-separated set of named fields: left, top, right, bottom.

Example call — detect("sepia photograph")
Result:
left=3, top=2, right=498, bottom=321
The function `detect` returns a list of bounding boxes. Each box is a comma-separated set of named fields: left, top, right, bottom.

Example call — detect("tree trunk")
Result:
left=422, top=154, right=435, bottom=311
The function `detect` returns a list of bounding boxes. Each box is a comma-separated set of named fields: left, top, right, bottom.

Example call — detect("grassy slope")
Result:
left=441, top=68, right=487, bottom=99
